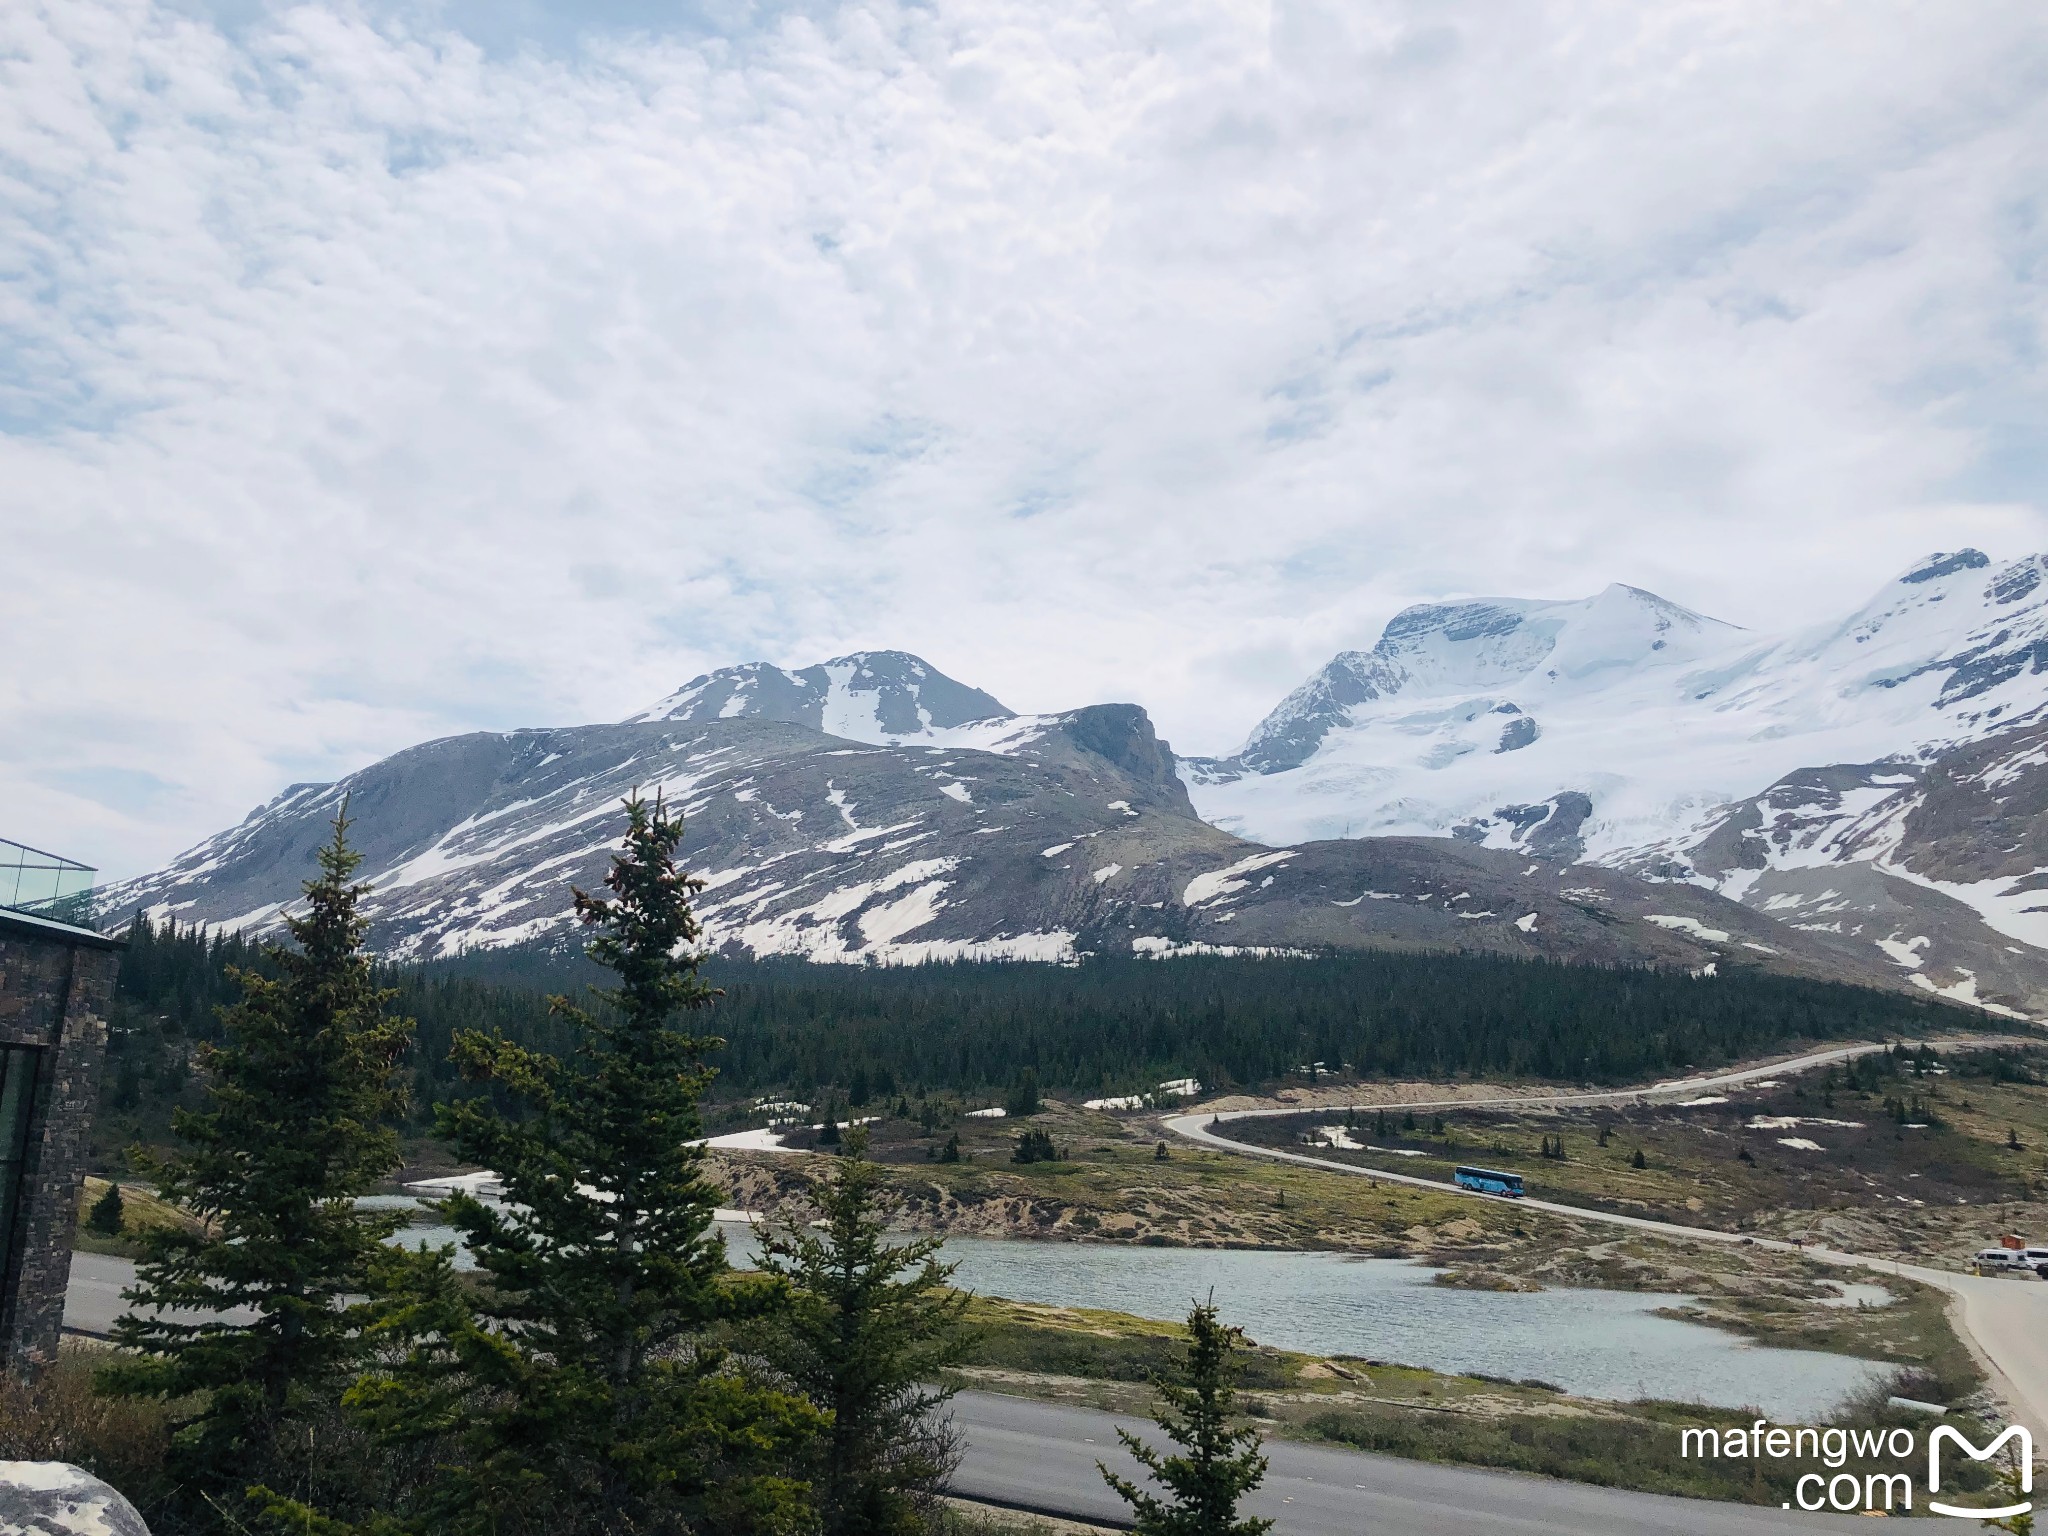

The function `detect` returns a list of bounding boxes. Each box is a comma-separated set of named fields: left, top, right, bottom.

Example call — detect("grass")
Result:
left=934, top=1499, right=1122, bottom=1535
left=1299, top=1386, right=1997, bottom=1508
left=943, top=1295, right=2004, bottom=1509
left=712, top=1101, right=1558, bottom=1257
left=71, top=1177, right=206, bottom=1260
left=957, top=1297, right=1300, bottom=1390
left=1223, top=1047, right=2048, bottom=1264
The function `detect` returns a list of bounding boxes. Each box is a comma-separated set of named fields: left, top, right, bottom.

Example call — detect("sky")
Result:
left=5, top=0, right=2047, bottom=880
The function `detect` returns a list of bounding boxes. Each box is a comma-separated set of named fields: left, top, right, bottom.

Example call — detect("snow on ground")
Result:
left=697, top=1128, right=791, bottom=1152
left=1182, top=851, right=1296, bottom=907
left=1186, top=554, right=2048, bottom=878
left=1645, top=915, right=1731, bottom=943
left=1130, top=937, right=1313, bottom=960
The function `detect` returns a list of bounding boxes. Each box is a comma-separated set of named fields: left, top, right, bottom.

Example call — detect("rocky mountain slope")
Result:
left=1189, top=550, right=2048, bottom=1015
left=102, top=664, right=1910, bottom=996
left=104, top=554, right=2048, bottom=1017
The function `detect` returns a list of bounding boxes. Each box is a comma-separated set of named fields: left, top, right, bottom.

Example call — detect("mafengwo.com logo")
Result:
left=1680, top=1418, right=2034, bottom=1517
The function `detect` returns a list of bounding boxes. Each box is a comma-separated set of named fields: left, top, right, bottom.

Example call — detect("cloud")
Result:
left=4, top=0, right=2046, bottom=876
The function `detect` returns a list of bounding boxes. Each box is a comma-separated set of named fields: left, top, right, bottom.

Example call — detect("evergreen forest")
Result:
left=97, top=913, right=1984, bottom=1164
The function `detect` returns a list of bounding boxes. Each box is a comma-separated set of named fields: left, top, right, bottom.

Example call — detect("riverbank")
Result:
left=943, top=1295, right=2000, bottom=1510
left=697, top=1102, right=1989, bottom=1387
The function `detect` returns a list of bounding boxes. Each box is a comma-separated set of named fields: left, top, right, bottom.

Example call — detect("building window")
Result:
left=0, top=1045, right=43, bottom=1296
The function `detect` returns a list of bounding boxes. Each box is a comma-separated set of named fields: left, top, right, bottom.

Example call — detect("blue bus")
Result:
left=1454, top=1165, right=1525, bottom=1198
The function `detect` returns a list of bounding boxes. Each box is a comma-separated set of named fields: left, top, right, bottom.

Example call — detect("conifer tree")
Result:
left=86, top=1181, right=125, bottom=1236
left=101, top=809, right=412, bottom=1498
left=1101, top=1300, right=1272, bottom=1536
left=341, top=793, right=816, bottom=1536
left=754, top=1129, right=972, bottom=1535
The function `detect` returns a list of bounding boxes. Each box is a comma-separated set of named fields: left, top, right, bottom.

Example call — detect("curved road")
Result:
left=1164, top=1036, right=2048, bottom=1447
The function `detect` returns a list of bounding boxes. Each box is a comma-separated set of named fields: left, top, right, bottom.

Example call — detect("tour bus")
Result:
left=1454, top=1166, right=1525, bottom=1198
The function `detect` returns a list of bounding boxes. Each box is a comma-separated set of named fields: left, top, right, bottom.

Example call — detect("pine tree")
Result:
left=101, top=809, right=412, bottom=1501
left=85, top=1181, right=125, bottom=1236
left=1630, top=1148, right=1648, bottom=1170
left=1005, top=1069, right=1042, bottom=1118
left=1101, top=1300, right=1273, bottom=1536
left=1982, top=1445, right=2034, bottom=1536
left=754, top=1129, right=972, bottom=1535
left=337, top=793, right=817, bottom=1536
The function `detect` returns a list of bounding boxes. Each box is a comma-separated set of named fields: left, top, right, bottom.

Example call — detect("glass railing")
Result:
left=0, top=837, right=98, bottom=930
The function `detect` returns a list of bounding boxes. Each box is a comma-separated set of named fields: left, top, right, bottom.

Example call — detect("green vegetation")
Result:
left=71, top=1177, right=206, bottom=1261
left=100, top=810, right=414, bottom=1522
left=1230, top=1043, right=2048, bottom=1260
left=945, top=1296, right=1997, bottom=1512
left=85, top=1180, right=125, bottom=1236
left=96, top=914, right=1987, bottom=1173
left=331, top=792, right=820, bottom=1536
left=754, top=1130, right=974, bottom=1535
left=1299, top=1387, right=1992, bottom=1508
left=1099, top=1301, right=1271, bottom=1536
left=513, top=942, right=1984, bottom=1101
left=64, top=799, right=987, bottom=1536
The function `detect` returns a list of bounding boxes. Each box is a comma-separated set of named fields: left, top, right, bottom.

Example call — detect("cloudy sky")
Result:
left=7, top=0, right=2046, bottom=879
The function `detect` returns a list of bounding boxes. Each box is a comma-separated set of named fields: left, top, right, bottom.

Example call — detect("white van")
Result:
left=2027, top=1248, right=2048, bottom=1275
left=1974, top=1247, right=2030, bottom=1272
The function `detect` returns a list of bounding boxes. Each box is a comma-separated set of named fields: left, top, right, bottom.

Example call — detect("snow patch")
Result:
left=1645, top=914, right=1731, bottom=943
left=1182, top=851, right=1296, bottom=907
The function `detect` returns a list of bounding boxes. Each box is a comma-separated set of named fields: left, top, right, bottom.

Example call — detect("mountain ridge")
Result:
left=102, top=549, right=2048, bottom=1019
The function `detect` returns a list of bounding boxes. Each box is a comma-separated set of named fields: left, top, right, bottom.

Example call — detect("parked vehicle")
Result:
left=1454, top=1165, right=1525, bottom=1198
left=1973, top=1246, right=2043, bottom=1275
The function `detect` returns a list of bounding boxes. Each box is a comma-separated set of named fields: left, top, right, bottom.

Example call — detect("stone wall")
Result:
left=0, top=914, right=120, bottom=1373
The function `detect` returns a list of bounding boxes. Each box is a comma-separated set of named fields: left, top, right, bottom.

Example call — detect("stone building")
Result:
left=0, top=840, right=120, bottom=1373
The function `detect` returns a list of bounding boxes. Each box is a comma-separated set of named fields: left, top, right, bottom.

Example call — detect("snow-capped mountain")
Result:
left=100, top=665, right=1908, bottom=996
left=99, top=553, right=2048, bottom=1015
left=625, top=650, right=1017, bottom=747
left=1187, top=549, right=2048, bottom=1015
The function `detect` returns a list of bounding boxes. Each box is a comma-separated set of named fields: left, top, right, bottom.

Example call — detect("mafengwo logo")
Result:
left=1929, top=1425, right=2033, bottom=1521
left=1680, top=1419, right=2034, bottom=1517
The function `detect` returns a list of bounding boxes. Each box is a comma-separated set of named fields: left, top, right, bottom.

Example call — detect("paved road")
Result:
left=1164, top=1036, right=2048, bottom=1447
left=949, top=1390, right=1873, bottom=1535
left=64, top=1257, right=1889, bottom=1532
left=64, top=1249, right=256, bottom=1336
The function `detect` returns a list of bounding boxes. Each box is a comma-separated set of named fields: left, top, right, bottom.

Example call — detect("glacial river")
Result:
left=368, top=1197, right=1893, bottom=1420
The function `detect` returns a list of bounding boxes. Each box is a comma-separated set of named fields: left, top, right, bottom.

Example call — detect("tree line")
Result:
left=101, top=904, right=1979, bottom=1161
left=86, top=798, right=1269, bottom=1536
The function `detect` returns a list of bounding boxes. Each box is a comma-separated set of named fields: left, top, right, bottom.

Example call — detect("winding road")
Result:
left=1164, top=1036, right=2048, bottom=1447
left=59, top=1037, right=2043, bottom=1533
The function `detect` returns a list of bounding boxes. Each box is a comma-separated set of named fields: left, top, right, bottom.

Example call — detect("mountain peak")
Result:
left=625, top=650, right=1013, bottom=744
left=1227, top=582, right=1737, bottom=774
left=1898, top=549, right=1991, bottom=586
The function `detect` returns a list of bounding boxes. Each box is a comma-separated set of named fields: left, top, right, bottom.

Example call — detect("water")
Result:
left=371, top=1198, right=1890, bottom=1421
